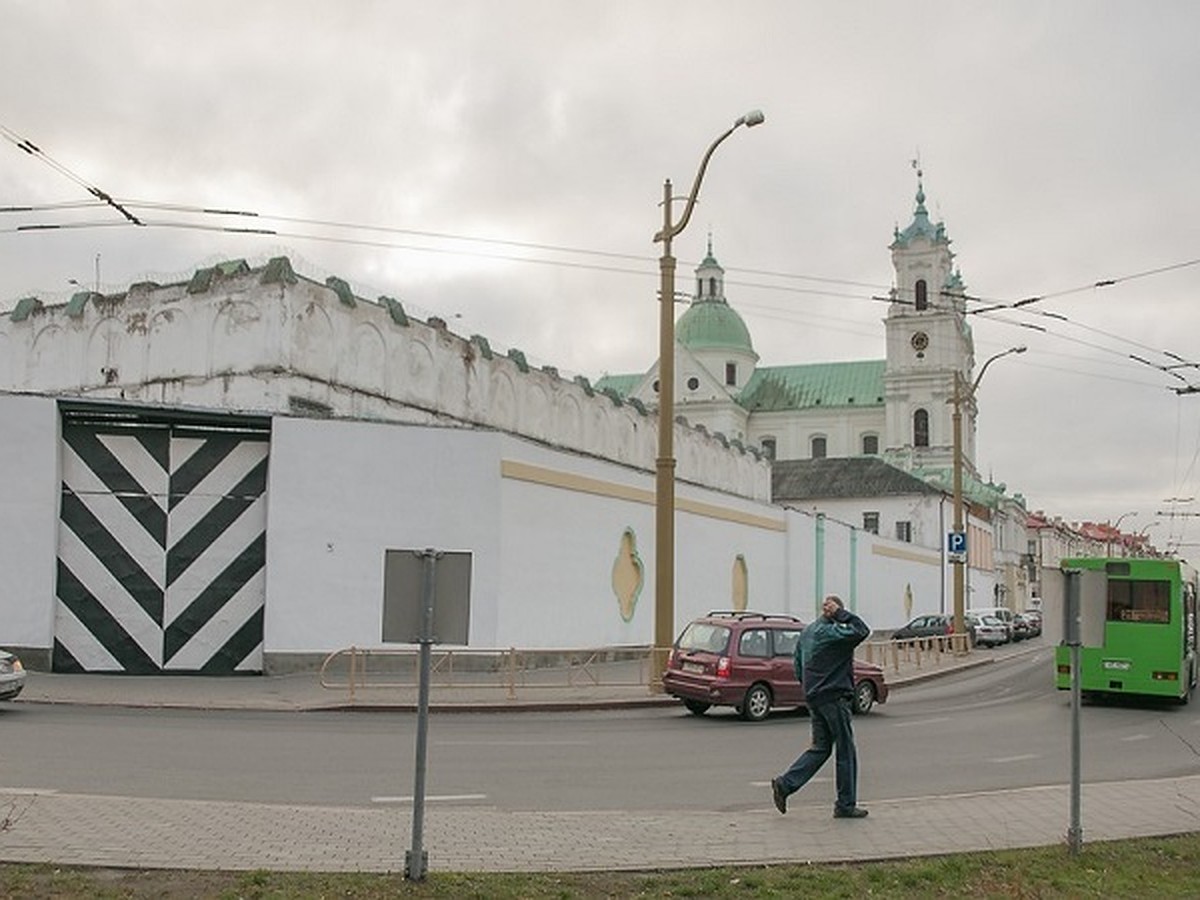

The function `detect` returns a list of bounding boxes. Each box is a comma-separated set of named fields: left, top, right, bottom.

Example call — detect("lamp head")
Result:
left=737, top=109, right=765, bottom=128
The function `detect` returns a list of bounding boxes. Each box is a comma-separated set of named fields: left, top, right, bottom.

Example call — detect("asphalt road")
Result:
left=4, top=641, right=1198, bottom=814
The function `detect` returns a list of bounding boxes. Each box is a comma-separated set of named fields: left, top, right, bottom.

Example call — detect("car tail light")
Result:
left=715, top=656, right=731, bottom=679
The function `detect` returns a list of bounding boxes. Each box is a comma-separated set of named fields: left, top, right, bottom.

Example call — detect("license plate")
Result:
left=682, top=662, right=705, bottom=674
left=1102, top=659, right=1132, bottom=671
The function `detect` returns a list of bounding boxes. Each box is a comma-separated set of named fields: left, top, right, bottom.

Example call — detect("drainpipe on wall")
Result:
left=849, top=526, right=858, bottom=612
left=939, top=496, right=948, bottom=616
left=814, top=513, right=826, bottom=617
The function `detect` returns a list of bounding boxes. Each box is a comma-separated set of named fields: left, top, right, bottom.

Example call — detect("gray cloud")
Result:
left=3, top=1, right=1200, bottom=551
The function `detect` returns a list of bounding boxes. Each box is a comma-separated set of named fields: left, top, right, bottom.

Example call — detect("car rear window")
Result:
left=678, top=622, right=731, bottom=653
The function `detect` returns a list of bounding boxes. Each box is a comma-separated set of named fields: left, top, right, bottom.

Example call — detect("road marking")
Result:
left=750, top=778, right=829, bottom=787
left=891, top=717, right=951, bottom=728
left=371, top=793, right=488, bottom=804
left=1121, top=734, right=1151, bottom=742
left=436, top=740, right=590, bottom=747
left=989, top=754, right=1040, bottom=763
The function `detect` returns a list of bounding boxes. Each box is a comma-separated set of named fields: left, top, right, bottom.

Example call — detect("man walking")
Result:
left=771, top=595, right=871, bottom=819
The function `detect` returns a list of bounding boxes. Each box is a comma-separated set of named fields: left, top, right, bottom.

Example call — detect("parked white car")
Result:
left=966, top=614, right=1009, bottom=648
left=0, top=650, right=25, bottom=701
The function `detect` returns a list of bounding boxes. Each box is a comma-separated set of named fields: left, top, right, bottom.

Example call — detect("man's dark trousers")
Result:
left=777, top=694, right=858, bottom=811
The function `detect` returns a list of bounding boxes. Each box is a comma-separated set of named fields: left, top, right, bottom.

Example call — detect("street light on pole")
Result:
left=1107, top=510, right=1138, bottom=557
left=951, top=345, right=1026, bottom=640
left=652, top=109, right=764, bottom=683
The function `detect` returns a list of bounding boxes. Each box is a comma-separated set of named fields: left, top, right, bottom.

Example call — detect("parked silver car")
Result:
left=0, top=650, right=25, bottom=701
left=966, top=614, right=1009, bottom=648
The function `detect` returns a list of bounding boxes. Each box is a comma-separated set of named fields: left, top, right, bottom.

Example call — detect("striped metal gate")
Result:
left=54, top=412, right=269, bottom=674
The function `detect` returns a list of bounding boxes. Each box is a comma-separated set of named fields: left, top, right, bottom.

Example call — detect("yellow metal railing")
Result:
left=319, top=645, right=659, bottom=704
left=859, top=633, right=971, bottom=673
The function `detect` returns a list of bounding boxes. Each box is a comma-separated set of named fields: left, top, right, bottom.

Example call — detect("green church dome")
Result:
left=676, top=299, right=754, bottom=353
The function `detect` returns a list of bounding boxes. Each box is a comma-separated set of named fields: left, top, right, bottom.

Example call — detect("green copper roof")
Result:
left=738, top=360, right=885, bottom=412
left=593, top=373, right=643, bottom=396
left=676, top=299, right=754, bottom=353
left=594, top=360, right=886, bottom=413
left=891, top=177, right=949, bottom=249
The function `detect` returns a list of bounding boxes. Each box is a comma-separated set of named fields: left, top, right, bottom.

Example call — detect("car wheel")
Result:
left=740, top=683, right=772, bottom=721
left=853, top=680, right=876, bottom=715
left=683, top=699, right=711, bottom=716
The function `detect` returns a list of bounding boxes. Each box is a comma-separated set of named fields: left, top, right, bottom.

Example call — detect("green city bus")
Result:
left=1055, top=557, right=1198, bottom=703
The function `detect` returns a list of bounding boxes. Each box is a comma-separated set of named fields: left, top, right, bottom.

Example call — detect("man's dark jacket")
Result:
left=793, top=608, right=870, bottom=707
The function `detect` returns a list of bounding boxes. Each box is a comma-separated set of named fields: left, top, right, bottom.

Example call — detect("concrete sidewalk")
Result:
left=7, top=640, right=1194, bottom=874
left=11, top=639, right=996, bottom=712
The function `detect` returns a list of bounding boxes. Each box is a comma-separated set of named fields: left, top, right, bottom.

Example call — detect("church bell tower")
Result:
left=883, top=168, right=976, bottom=475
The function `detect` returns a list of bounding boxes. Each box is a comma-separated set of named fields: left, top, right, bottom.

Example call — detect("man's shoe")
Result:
left=770, top=778, right=787, bottom=815
left=833, top=806, right=868, bottom=819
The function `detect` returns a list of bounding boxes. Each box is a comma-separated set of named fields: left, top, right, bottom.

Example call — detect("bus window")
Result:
left=1107, top=579, right=1170, bottom=624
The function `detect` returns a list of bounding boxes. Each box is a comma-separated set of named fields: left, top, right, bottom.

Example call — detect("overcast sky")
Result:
left=3, top=2, right=1199, bottom=554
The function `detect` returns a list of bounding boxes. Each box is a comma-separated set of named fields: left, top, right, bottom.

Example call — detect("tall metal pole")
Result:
left=405, top=549, right=438, bottom=882
left=654, top=178, right=677, bottom=684
left=950, top=345, right=1025, bottom=640
left=1065, top=568, right=1083, bottom=855
left=651, top=110, right=763, bottom=685
left=952, top=373, right=965, bottom=639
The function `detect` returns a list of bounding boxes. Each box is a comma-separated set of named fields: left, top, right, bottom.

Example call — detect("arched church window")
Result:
left=811, top=436, right=827, bottom=459
left=862, top=434, right=879, bottom=455
left=913, top=409, right=930, bottom=447
left=761, top=437, right=776, bottom=460
left=709, top=277, right=717, bottom=297
left=725, top=362, right=737, bottom=386
left=915, top=279, right=928, bottom=310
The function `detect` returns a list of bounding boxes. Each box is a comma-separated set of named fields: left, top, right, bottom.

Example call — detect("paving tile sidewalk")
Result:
left=12, top=638, right=1174, bottom=875
left=1, top=776, right=1198, bottom=873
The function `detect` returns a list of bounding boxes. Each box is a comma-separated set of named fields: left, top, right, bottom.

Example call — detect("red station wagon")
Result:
left=662, top=610, right=889, bottom=721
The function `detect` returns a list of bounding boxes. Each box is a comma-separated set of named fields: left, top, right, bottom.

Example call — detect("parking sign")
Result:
left=947, top=531, right=967, bottom=562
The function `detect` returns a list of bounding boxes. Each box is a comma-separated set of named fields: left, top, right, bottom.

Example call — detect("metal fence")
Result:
left=319, top=645, right=659, bottom=703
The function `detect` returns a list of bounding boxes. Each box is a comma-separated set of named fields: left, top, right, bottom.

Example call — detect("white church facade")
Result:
left=598, top=176, right=1031, bottom=610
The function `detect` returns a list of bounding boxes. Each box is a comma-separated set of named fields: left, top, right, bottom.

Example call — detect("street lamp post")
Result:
left=951, top=345, right=1026, bottom=640
left=652, top=109, right=764, bottom=682
left=1107, top=510, right=1138, bottom=557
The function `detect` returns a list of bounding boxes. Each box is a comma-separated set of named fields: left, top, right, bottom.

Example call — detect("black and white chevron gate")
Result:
left=54, top=410, right=270, bottom=674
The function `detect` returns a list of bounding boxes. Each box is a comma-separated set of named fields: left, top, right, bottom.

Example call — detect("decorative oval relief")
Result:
left=611, top=527, right=645, bottom=623
left=732, top=554, right=748, bottom=612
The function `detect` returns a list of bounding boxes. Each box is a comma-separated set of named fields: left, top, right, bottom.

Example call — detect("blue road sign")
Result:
left=948, top=531, right=967, bottom=561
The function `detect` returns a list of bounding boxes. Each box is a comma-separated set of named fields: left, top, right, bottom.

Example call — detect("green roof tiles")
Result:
left=739, top=360, right=885, bottom=412
left=593, top=373, right=643, bottom=397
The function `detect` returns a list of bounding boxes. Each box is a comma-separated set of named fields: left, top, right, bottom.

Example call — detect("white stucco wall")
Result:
left=262, top=417, right=503, bottom=654
left=492, top=435, right=789, bottom=647
left=0, top=394, right=60, bottom=650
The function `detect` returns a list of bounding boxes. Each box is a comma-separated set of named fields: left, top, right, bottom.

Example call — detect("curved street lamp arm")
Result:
left=971, top=345, right=1027, bottom=395
left=654, top=110, right=763, bottom=244
left=654, top=124, right=738, bottom=244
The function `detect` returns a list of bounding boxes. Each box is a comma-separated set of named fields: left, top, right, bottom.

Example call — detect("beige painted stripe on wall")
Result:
left=871, top=542, right=941, bottom=567
left=500, top=459, right=786, bottom=532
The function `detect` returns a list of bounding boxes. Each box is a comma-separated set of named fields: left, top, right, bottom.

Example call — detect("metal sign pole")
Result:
left=405, top=549, right=438, bottom=881
left=1064, top=568, right=1083, bottom=856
